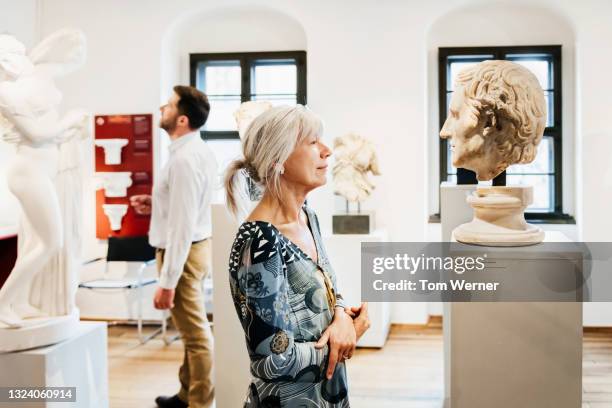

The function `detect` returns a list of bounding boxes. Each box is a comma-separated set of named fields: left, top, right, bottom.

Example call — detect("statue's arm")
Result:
left=1, top=107, right=85, bottom=146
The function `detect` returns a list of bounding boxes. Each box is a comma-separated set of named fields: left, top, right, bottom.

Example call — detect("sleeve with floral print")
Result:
left=229, top=223, right=329, bottom=382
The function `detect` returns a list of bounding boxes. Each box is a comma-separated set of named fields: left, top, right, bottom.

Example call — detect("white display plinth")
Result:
left=0, top=309, right=80, bottom=352
left=211, top=205, right=250, bottom=408
left=324, top=229, right=391, bottom=348
left=441, top=182, right=582, bottom=408
left=0, top=321, right=108, bottom=408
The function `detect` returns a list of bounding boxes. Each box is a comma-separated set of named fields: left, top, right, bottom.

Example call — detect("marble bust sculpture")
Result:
left=0, top=29, right=89, bottom=348
left=440, top=60, right=546, bottom=181
left=333, top=133, right=381, bottom=203
left=439, top=60, right=547, bottom=245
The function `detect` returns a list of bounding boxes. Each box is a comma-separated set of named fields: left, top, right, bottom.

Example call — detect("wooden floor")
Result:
left=583, top=330, right=612, bottom=408
left=108, top=324, right=612, bottom=408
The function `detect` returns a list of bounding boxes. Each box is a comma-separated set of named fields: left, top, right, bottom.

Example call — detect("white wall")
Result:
left=0, top=0, right=38, bottom=47
left=3, top=0, right=610, bottom=323
left=0, top=0, right=38, bottom=231
left=36, top=0, right=438, bottom=263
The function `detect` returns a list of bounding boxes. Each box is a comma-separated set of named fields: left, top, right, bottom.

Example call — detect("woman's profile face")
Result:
left=282, top=132, right=331, bottom=191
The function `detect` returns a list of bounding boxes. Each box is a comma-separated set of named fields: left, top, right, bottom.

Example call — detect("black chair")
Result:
left=80, top=236, right=172, bottom=344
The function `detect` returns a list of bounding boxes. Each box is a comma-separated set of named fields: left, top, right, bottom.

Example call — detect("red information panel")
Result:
left=95, top=114, right=154, bottom=238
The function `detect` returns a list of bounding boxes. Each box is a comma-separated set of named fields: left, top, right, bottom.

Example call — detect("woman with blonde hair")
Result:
left=226, top=105, right=370, bottom=407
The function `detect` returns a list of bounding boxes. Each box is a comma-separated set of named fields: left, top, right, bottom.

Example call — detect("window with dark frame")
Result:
left=190, top=51, right=307, bottom=140
left=438, top=45, right=572, bottom=222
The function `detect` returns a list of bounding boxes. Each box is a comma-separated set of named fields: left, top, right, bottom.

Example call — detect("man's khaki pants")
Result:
left=156, top=239, right=215, bottom=408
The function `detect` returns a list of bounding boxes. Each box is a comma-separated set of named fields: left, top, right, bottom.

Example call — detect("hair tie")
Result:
left=241, top=163, right=263, bottom=201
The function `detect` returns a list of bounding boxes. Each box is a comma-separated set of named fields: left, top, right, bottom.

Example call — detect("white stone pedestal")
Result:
left=443, top=301, right=582, bottom=408
left=440, top=183, right=583, bottom=408
left=211, top=205, right=250, bottom=408
left=453, top=185, right=544, bottom=246
left=0, top=321, right=108, bottom=408
left=0, top=310, right=81, bottom=352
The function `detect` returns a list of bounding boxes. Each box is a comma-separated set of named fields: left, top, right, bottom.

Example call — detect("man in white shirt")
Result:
left=130, top=85, right=217, bottom=408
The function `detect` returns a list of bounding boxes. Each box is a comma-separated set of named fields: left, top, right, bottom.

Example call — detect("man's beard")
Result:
left=160, top=114, right=177, bottom=133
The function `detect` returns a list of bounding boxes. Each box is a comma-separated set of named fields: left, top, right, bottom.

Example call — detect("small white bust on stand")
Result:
left=440, top=60, right=547, bottom=246
left=332, top=133, right=381, bottom=206
left=331, top=133, right=380, bottom=234
left=0, top=29, right=90, bottom=351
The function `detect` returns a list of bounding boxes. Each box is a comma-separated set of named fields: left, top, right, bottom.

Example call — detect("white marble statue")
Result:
left=332, top=133, right=381, bottom=203
left=230, top=100, right=272, bottom=222
left=0, top=29, right=90, bottom=338
left=439, top=60, right=547, bottom=245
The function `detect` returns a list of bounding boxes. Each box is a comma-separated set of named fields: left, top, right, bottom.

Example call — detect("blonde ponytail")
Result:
left=224, top=158, right=247, bottom=217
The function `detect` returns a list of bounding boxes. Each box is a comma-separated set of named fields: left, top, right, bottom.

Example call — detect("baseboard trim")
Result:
left=391, top=315, right=442, bottom=331
left=392, top=316, right=612, bottom=334
left=584, top=326, right=612, bottom=334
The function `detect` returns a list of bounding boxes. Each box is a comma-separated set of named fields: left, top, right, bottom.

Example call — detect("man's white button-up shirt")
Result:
left=149, top=131, right=218, bottom=289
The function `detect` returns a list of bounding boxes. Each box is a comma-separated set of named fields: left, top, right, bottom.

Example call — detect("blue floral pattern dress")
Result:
left=228, top=205, right=350, bottom=407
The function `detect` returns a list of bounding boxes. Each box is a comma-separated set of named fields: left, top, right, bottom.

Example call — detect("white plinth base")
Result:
left=211, top=205, right=251, bottom=408
left=443, top=232, right=582, bottom=408
left=0, top=321, right=108, bottom=408
left=443, top=302, right=582, bottom=408
left=452, top=185, right=544, bottom=246
left=452, top=221, right=544, bottom=246
left=0, top=309, right=80, bottom=352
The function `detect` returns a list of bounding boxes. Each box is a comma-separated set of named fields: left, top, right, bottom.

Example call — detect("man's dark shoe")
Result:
left=155, top=394, right=188, bottom=408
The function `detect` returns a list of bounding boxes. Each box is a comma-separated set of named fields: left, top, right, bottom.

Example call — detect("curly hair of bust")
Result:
left=224, top=105, right=323, bottom=216
left=455, top=60, right=547, bottom=166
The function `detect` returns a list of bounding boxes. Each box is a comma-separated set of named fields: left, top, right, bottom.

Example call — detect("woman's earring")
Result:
left=275, top=163, right=285, bottom=175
